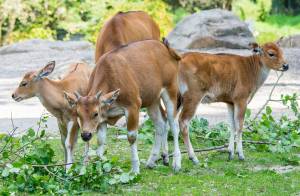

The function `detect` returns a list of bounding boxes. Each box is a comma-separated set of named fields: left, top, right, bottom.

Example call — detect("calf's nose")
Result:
left=282, top=63, right=289, bottom=71
left=12, top=93, right=16, bottom=99
left=81, top=132, right=92, bottom=141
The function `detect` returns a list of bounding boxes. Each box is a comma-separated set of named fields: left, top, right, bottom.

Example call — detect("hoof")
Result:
left=228, top=152, right=234, bottom=161
left=173, top=165, right=181, bottom=173
left=189, top=157, right=199, bottom=165
left=238, top=153, right=245, bottom=161
left=130, top=168, right=140, bottom=175
left=161, top=154, right=169, bottom=166
left=146, top=161, right=156, bottom=169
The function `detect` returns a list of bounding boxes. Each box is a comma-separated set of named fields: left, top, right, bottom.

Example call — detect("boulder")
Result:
left=277, top=34, right=300, bottom=48
left=167, top=9, right=255, bottom=50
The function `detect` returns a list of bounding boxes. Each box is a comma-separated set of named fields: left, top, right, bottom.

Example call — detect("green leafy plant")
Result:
left=0, top=117, right=136, bottom=195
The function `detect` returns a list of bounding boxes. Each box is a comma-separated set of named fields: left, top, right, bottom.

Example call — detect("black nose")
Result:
left=282, top=63, right=289, bottom=71
left=12, top=94, right=15, bottom=99
left=81, top=132, right=92, bottom=141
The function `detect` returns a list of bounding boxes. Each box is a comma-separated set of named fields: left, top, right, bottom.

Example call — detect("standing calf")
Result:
left=12, top=62, right=91, bottom=169
left=64, top=40, right=182, bottom=173
left=178, top=41, right=289, bottom=163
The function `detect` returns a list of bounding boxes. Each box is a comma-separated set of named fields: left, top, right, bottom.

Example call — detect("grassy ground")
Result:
left=48, top=128, right=300, bottom=195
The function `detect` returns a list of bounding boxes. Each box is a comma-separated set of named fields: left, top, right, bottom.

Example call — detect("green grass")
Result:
left=48, top=129, right=300, bottom=195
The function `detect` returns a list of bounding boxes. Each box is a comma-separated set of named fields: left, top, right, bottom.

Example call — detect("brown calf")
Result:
left=95, top=11, right=160, bottom=62
left=178, top=41, right=289, bottom=163
left=64, top=40, right=181, bottom=173
left=12, top=62, right=91, bottom=169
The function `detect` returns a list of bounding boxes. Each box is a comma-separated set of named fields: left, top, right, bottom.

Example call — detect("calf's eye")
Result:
left=20, top=82, right=28, bottom=87
left=93, top=112, right=98, bottom=118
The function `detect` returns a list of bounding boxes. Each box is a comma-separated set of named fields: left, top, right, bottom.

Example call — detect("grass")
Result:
left=48, top=128, right=300, bottom=195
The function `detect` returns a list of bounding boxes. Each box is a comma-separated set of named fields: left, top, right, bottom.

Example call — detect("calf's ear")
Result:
left=276, top=36, right=284, bottom=46
left=64, top=91, right=78, bottom=108
left=249, top=42, right=262, bottom=54
left=34, top=61, right=56, bottom=81
left=101, top=89, right=120, bottom=106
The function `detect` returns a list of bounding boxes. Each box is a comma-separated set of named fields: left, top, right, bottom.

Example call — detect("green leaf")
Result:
left=103, top=163, right=112, bottom=172
left=28, top=128, right=35, bottom=137
left=266, top=106, right=272, bottom=115
left=120, top=173, right=130, bottom=183
left=2, top=168, right=10, bottom=177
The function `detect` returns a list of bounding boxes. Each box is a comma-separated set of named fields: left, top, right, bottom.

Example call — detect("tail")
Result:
left=162, top=37, right=181, bottom=61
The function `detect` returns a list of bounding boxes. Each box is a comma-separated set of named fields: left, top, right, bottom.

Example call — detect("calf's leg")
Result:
left=227, top=104, right=236, bottom=160
left=146, top=101, right=167, bottom=168
left=161, top=88, right=181, bottom=172
left=65, top=121, right=79, bottom=170
left=96, top=123, right=107, bottom=159
left=234, top=100, right=247, bottom=160
left=126, top=105, right=141, bottom=174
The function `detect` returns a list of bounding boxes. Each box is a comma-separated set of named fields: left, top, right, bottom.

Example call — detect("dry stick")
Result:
left=0, top=113, right=18, bottom=154
left=252, top=72, right=284, bottom=120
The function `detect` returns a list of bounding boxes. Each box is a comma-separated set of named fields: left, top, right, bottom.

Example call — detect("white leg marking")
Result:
left=146, top=103, right=167, bottom=168
left=161, top=90, right=181, bottom=172
left=182, top=119, right=199, bottom=164
left=128, top=130, right=140, bottom=174
left=65, top=121, right=74, bottom=171
left=161, top=120, right=169, bottom=165
left=227, top=104, right=235, bottom=160
left=234, top=105, right=245, bottom=160
left=96, top=123, right=107, bottom=159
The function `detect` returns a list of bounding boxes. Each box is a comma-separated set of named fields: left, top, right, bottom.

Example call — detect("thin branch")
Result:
left=252, top=72, right=284, bottom=120
left=42, top=165, right=67, bottom=182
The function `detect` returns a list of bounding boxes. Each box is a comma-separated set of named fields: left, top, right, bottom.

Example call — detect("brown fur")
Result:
left=65, top=39, right=181, bottom=172
left=95, top=11, right=160, bottom=62
left=12, top=62, right=91, bottom=167
left=178, top=42, right=288, bottom=161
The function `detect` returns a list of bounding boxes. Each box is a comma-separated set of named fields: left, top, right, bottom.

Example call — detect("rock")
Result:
left=277, top=34, right=300, bottom=48
left=167, top=9, right=255, bottom=50
left=0, top=39, right=95, bottom=79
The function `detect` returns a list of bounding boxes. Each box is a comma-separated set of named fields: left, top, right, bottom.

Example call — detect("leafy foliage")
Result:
left=189, top=93, right=300, bottom=153
left=0, top=118, right=136, bottom=195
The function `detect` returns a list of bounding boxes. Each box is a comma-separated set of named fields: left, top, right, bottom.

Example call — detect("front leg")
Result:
left=96, top=123, right=107, bottom=159
left=65, top=121, right=79, bottom=170
left=126, top=105, right=140, bottom=174
left=234, top=99, right=247, bottom=161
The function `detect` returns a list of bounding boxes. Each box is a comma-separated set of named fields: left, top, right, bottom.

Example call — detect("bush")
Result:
left=0, top=117, right=136, bottom=195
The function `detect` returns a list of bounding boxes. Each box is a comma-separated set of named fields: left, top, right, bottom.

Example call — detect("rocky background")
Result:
left=0, top=9, right=299, bottom=134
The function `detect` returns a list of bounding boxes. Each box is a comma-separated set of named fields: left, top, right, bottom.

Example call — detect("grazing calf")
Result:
left=12, top=62, right=91, bottom=169
left=95, top=11, right=160, bottom=62
left=178, top=41, right=289, bottom=163
left=64, top=40, right=182, bottom=173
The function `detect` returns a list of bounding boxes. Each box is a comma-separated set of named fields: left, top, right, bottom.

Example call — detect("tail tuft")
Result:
left=162, top=37, right=181, bottom=61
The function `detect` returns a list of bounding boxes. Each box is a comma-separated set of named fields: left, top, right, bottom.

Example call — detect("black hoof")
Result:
left=228, top=152, right=234, bottom=161
left=161, top=154, right=169, bottom=166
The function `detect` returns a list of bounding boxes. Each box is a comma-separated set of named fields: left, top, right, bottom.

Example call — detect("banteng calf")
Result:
left=12, top=62, right=91, bottom=169
left=64, top=40, right=182, bottom=173
left=178, top=41, right=289, bottom=163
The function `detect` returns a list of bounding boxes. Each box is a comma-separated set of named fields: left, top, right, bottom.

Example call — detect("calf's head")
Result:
left=64, top=89, right=120, bottom=142
left=249, top=40, right=289, bottom=72
left=12, top=61, right=55, bottom=102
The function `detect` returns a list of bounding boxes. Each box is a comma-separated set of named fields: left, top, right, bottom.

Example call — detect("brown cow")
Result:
left=12, top=62, right=91, bottom=170
left=178, top=41, right=289, bottom=163
left=95, top=11, right=160, bottom=62
left=64, top=40, right=182, bottom=173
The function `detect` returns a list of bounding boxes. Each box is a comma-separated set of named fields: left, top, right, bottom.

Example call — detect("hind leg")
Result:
left=179, top=93, right=202, bottom=165
left=227, top=104, right=236, bottom=160
left=161, top=87, right=181, bottom=172
left=146, top=101, right=167, bottom=168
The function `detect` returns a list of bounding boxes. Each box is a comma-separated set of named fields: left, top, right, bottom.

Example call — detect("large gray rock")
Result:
left=0, top=39, right=95, bottom=79
left=167, top=9, right=255, bottom=50
left=278, top=34, right=300, bottom=48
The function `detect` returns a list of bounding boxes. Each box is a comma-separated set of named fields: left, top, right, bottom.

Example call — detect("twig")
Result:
left=252, top=72, right=284, bottom=120
left=42, top=165, right=67, bottom=182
